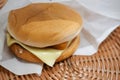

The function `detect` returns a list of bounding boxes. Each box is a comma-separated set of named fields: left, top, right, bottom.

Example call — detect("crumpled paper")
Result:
left=77, top=0, right=120, bottom=20
left=0, top=0, right=120, bottom=75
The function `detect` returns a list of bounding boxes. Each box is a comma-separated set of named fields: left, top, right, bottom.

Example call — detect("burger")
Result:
left=6, top=3, right=83, bottom=66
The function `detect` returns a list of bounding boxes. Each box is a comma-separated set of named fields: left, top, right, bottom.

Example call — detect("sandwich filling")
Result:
left=7, top=33, right=72, bottom=66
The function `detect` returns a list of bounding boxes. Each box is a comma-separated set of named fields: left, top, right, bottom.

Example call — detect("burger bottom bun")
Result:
left=9, top=35, right=80, bottom=63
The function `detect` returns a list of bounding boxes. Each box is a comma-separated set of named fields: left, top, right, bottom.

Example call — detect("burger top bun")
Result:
left=8, top=3, right=82, bottom=48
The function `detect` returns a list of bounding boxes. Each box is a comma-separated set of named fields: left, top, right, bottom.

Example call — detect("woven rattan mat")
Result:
left=0, top=27, right=120, bottom=80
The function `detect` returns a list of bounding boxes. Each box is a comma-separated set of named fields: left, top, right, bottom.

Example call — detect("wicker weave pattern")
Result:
left=0, top=0, right=7, bottom=9
left=0, top=27, right=120, bottom=80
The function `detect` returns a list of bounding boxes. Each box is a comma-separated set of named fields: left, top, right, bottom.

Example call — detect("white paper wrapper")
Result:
left=0, top=0, right=120, bottom=75
left=77, top=0, right=120, bottom=20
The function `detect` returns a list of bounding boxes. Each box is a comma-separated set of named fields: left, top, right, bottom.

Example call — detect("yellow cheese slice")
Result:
left=7, top=33, right=64, bottom=66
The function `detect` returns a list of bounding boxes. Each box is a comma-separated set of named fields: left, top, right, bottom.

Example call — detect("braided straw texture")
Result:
left=0, top=0, right=7, bottom=9
left=0, top=27, right=120, bottom=80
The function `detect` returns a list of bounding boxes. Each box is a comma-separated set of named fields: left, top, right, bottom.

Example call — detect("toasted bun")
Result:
left=8, top=3, right=82, bottom=48
left=9, top=36, right=80, bottom=63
